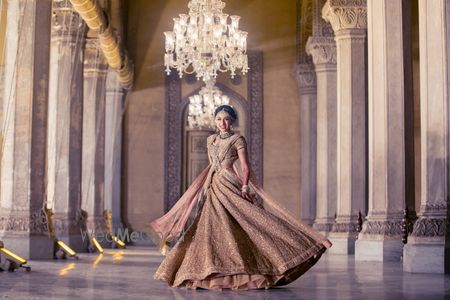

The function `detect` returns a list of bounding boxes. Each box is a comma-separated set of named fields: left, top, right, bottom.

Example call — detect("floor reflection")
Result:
left=0, top=247, right=449, bottom=299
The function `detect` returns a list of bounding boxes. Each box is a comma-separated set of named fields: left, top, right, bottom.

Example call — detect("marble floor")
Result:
left=0, top=246, right=449, bottom=300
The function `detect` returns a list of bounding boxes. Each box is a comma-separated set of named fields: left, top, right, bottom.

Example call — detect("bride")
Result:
left=149, top=105, right=331, bottom=290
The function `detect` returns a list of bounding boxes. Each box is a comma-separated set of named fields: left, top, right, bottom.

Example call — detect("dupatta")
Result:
left=148, top=134, right=241, bottom=254
left=148, top=165, right=213, bottom=255
left=148, top=135, right=331, bottom=255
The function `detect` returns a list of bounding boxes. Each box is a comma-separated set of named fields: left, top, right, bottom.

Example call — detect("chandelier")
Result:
left=164, top=0, right=249, bottom=82
left=187, top=81, right=230, bottom=129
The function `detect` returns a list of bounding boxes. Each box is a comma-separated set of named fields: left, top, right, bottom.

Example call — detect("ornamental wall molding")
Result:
left=411, top=216, right=448, bottom=237
left=322, top=0, right=367, bottom=32
left=247, top=51, right=264, bottom=184
left=164, top=51, right=264, bottom=211
left=164, top=71, right=182, bottom=212
left=305, top=36, right=337, bottom=66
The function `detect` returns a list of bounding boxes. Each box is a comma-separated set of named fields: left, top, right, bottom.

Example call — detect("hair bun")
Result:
left=214, top=105, right=237, bottom=121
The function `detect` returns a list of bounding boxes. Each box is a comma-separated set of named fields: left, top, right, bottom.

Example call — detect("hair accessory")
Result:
left=214, top=105, right=237, bottom=122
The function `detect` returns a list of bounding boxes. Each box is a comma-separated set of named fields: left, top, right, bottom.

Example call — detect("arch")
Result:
left=179, top=82, right=250, bottom=136
left=164, top=51, right=263, bottom=211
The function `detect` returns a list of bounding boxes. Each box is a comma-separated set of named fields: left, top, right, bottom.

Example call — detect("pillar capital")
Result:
left=295, top=63, right=317, bottom=94
left=306, top=36, right=337, bottom=68
left=84, top=38, right=108, bottom=77
left=322, top=0, right=367, bottom=33
left=51, top=0, right=85, bottom=43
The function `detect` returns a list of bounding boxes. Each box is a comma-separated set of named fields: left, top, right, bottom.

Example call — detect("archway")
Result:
left=164, top=51, right=263, bottom=211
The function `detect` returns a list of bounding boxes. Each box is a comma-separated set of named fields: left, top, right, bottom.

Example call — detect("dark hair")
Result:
left=214, top=105, right=237, bottom=122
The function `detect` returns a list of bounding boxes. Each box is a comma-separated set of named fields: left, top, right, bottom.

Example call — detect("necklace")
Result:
left=219, top=131, right=234, bottom=139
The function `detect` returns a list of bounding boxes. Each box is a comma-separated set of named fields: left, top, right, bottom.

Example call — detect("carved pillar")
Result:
left=306, top=38, right=337, bottom=234
left=47, top=0, right=86, bottom=251
left=355, top=0, right=409, bottom=261
left=296, top=63, right=317, bottom=225
left=105, top=69, right=125, bottom=231
left=0, top=3, right=4, bottom=189
left=322, top=0, right=367, bottom=254
left=82, top=38, right=108, bottom=234
left=0, top=65, right=3, bottom=132
left=0, top=1, right=5, bottom=129
left=404, top=0, right=450, bottom=274
left=305, top=0, right=337, bottom=235
left=0, top=0, right=53, bottom=259
left=0, top=0, right=18, bottom=216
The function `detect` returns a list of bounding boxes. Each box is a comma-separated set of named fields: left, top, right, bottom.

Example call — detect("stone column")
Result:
left=47, top=0, right=86, bottom=251
left=0, top=65, right=3, bottom=135
left=104, top=70, right=125, bottom=231
left=404, top=0, right=450, bottom=274
left=296, top=63, right=317, bottom=225
left=355, top=0, right=408, bottom=261
left=0, top=0, right=18, bottom=216
left=306, top=36, right=337, bottom=235
left=82, top=38, right=108, bottom=235
left=0, top=0, right=6, bottom=129
left=0, top=0, right=53, bottom=259
left=322, top=0, right=367, bottom=254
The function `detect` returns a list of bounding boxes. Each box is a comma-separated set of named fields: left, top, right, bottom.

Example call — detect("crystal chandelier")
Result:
left=187, top=81, right=230, bottom=129
left=164, top=0, right=249, bottom=82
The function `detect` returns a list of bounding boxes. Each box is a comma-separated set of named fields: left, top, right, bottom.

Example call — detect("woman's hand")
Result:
left=241, top=184, right=252, bottom=202
left=241, top=191, right=252, bottom=202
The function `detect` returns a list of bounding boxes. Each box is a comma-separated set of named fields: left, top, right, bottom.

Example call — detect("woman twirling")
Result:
left=149, top=105, right=331, bottom=290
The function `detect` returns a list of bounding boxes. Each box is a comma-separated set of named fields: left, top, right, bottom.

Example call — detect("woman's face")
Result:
left=215, top=110, right=233, bottom=133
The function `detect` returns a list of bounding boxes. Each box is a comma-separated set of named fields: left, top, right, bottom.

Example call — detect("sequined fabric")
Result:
left=153, top=133, right=331, bottom=290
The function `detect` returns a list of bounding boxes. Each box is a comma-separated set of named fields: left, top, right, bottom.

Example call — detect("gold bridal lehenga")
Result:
left=149, top=133, right=332, bottom=290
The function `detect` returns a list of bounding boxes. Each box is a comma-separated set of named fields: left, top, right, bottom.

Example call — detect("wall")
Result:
left=125, top=0, right=301, bottom=232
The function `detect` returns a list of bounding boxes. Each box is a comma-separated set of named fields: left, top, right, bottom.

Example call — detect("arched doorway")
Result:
left=181, top=84, right=248, bottom=190
left=164, top=51, right=264, bottom=211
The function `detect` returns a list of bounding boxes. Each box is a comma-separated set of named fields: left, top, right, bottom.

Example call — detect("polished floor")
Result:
left=0, top=246, right=449, bottom=299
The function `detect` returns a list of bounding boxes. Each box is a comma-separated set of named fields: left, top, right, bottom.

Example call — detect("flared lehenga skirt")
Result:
left=153, top=169, right=329, bottom=290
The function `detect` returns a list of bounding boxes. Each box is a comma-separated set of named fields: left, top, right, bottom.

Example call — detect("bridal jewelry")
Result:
left=219, top=131, right=234, bottom=139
